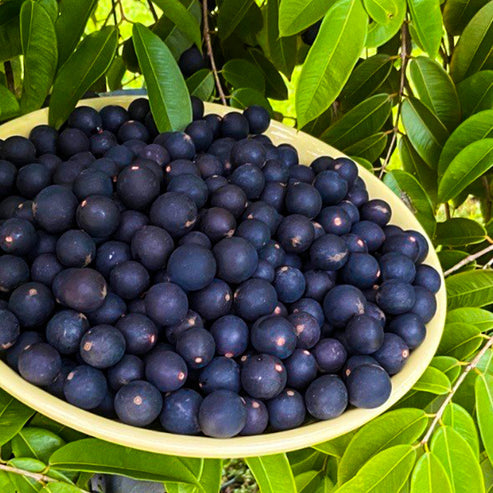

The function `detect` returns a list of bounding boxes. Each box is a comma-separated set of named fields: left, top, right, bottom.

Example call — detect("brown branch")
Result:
left=420, top=336, right=493, bottom=446
left=4, top=61, right=14, bottom=93
left=444, top=243, right=493, bottom=277
left=483, top=175, right=492, bottom=223
left=202, top=0, right=227, bottom=105
left=147, top=0, right=159, bottom=22
left=444, top=202, right=451, bottom=220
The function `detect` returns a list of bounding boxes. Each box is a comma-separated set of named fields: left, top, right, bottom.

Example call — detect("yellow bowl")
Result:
left=0, top=96, right=446, bottom=458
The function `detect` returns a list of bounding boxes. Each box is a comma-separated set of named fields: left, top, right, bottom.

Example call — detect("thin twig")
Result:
left=111, top=0, right=118, bottom=26
left=483, top=175, right=492, bottom=223
left=444, top=243, right=493, bottom=277
left=202, top=0, right=227, bottom=105
left=444, top=202, right=451, bottom=220
left=420, top=336, right=493, bottom=446
left=379, top=21, right=410, bottom=179
left=147, top=0, right=159, bottom=22
left=4, top=61, right=14, bottom=93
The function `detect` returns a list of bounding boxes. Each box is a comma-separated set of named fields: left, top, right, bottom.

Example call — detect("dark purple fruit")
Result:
left=46, top=310, right=89, bottom=355
left=18, top=342, right=61, bottom=386
left=160, top=388, right=202, bottom=435
left=305, top=375, right=348, bottom=419
left=114, top=380, right=162, bottom=426
left=64, top=365, right=108, bottom=409
left=347, top=364, right=391, bottom=408
left=241, top=353, right=286, bottom=399
left=9, top=282, right=54, bottom=327
left=267, top=389, right=305, bottom=430
left=116, top=313, right=158, bottom=355
left=80, top=324, right=126, bottom=369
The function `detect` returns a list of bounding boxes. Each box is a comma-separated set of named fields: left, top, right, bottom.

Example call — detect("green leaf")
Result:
left=40, top=484, right=82, bottom=493
left=217, top=0, right=254, bottom=40
left=321, top=94, right=392, bottom=148
left=431, top=356, right=461, bottom=383
left=344, top=133, right=388, bottom=162
left=437, top=322, right=482, bottom=358
left=0, top=389, right=35, bottom=446
left=447, top=270, right=493, bottom=309
left=295, top=0, right=368, bottom=128
left=412, top=367, right=451, bottom=394
left=295, top=470, right=323, bottom=492
left=438, top=110, right=493, bottom=176
left=279, top=0, right=335, bottom=36
left=8, top=458, right=45, bottom=473
left=313, top=433, right=354, bottom=458
left=106, top=56, right=126, bottom=91
left=336, top=445, right=416, bottom=492
left=383, top=170, right=436, bottom=238
left=363, top=0, right=400, bottom=24
left=288, top=449, right=326, bottom=474
left=450, top=1, right=493, bottom=83
left=55, top=0, right=98, bottom=67
left=49, top=439, right=201, bottom=486
left=457, top=70, right=493, bottom=117
left=365, top=0, right=406, bottom=47
left=11, top=428, right=65, bottom=464
left=482, top=456, right=493, bottom=492
left=37, top=0, right=58, bottom=23
left=401, top=97, right=449, bottom=169
left=438, top=139, right=493, bottom=202
left=234, top=3, right=263, bottom=45
left=133, top=23, right=191, bottom=132
left=222, top=59, right=265, bottom=92
left=443, top=0, right=490, bottom=35
left=439, top=249, right=477, bottom=273
left=245, top=454, right=297, bottom=493
left=0, top=83, right=20, bottom=122
left=407, top=0, right=442, bottom=57
left=409, top=57, right=461, bottom=131
left=186, top=69, right=214, bottom=101
left=341, top=54, right=393, bottom=108
left=247, top=48, right=288, bottom=100
left=19, top=0, right=57, bottom=113
left=431, top=426, right=485, bottom=493
left=49, top=27, right=118, bottom=128
left=447, top=307, right=493, bottom=332
left=338, top=409, right=427, bottom=483
left=351, top=156, right=375, bottom=171
left=231, top=88, right=273, bottom=115
left=410, top=452, right=453, bottom=493
left=478, top=348, right=493, bottom=376
left=151, top=0, right=202, bottom=50
left=476, top=373, right=493, bottom=465
left=435, top=218, right=486, bottom=246
left=0, top=1, right=22, bottom=63
left=28, top=415, right=85, bottom=443
left=442, top=403, right=480, bottom=458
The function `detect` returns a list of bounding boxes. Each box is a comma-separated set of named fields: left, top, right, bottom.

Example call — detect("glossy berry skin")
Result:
left=330, top=157, right=358, bottom=186
left=310, top=234, right=349, bottom=271
left=0, top=218, right=37, bottom=255
left=364, top=302, right=386, bottom=328
left=168, top=173, right=208, bottom=209
left=345, top=315, right=384, bottom=355
left=16, top=163, right=52, bottom=199
left=318, top=206, right=352, bottom=235
left=236, top=219, right=270, bottom=250
left=313, top=170, right=348, bottom=205
left=382, top=233, right=420, bottom=262
left=244, top=105, right=270, bottom=134
left=107, top=354, right=145, bottom=391
left=414, top=265, right=441, bottom=294
left=64, top=365, right=108, bottom=409
left=110, top=261, right=150, bottom=300
left=220, top=113, right=249, bottom=140
left=360, top=199, right=391, bottom=226
left=305, top=375, right=348, bottom=420
left=200, top=207, right=236, bottom=242
left=116, top=165, right=160, bottom=211
left=117, top=121, right=149, bottom=143
left=267, top=389, right=306, bottom=430
left=0, top=255, right=29, bottom=293
left=57, top=128, right=90, bottom=158
left=99, top=105, right=129, bottom=133
left=178, top=45, right=207, bottom=77
left=263, top=159, right=289, bottom=183
left=9, top=282, right=54, bottom=328
left=291, top=298, right=325, bottom=328
left=150, top=192, right=198, bottom=237
left=80, top=325, right=126, bottom=369
left=115, top=380, right=163, bottom=427
left=346, top=185, right=369, bottom=207
left=1, top=136, right=36, bottom=165
left=259, top=240, right=286, bottom=268
left=234, top=279, right=278, bottom=321
left=289, top=311, right=321, bottom=349
left=209, top=315, right=249, bottom=358
left=285, top=182, right=322, bottom=219
left=73, top=169, right=113, bottom=200
left=347, top=364, right=391, bottom=408
left=241, top=397, right=269, bottom=435
left=251, top=315, right=297, bottom=359
left=244, top=202, right=281, bottom=235
left=76, top=195, right=120, bottom=238
left=351, top=221, right=385, bottom=252
left=5, top=331, right=42, bottom=371
left=145, top=346, right=188, bottom=392
left=373, top=333, right=409, bottom=375
left=56, top=230, right=96, bottom=268
left=303, top=270, right=335, bottom=302
left=274, top=266, right=306, bottom=303
left=0, top=160, right=17, bottom=199
left=185, top=120, right=213, bottom=152
left=29, top=125, right=58, bottom=155
left=277, top=215, right=314, bottom=254
left=339, top=201, right=360, bottom=224
left=18, top=342, right=61, bottom=386
left=145, top=282, right=188, bottom=326
left=46, top=310, right=89, bottom=355
left=341, top=253, right=380, bottom=289
left=0, top=309, right=20, bottom=350
left=342, top=355, right=378, bottom=380
left=313, top=338, right=347, bottom=373
left=284, top=349, right=318, bottom=390
left=376, top=280, right=416, bottom=315
left=388, top=313, right=426, bottom=349
left=160, top=388, right=203, bottom=435
left=179, top=231, right=212, bottom=249
left=379, top=252, right=416, bottom=283
left=95, top=241, right=131, bottom=279
left=116, top=314, right=158, bottom=355
left=323, top=285, right=366, bottom=327
left=241, top=353, right=287, bottom=399
left=114, top=211, right=148, bottom=244
left=211, top=184, right=247, bottom=218
left=190, top=278, right=232, bottom=321
left=176, top=327, right=215, bottom=369
left=196, top=154, right=223, bottom=179
left=131, top=226, right=174, bottom=272
left=198, top=356, right=240, bottom=394
left=411, top=286, right=437, bottom=323
left=87, top=292, right=126, bottom=325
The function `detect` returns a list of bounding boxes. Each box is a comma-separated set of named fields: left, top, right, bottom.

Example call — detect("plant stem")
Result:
left=420, top=336, right=493, bottom=446
left=4, top=61, right=14, bottom=93
left=147, top=0, right=158, bottom=22
left=202, top=0, right=227, bottom=105
left=444, top=243, right=493, bottom=276
left=444, top=202, right=451, bottom=220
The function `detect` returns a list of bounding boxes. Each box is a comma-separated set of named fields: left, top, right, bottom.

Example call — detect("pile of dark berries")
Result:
left=0, top=98, right=441, bottom=438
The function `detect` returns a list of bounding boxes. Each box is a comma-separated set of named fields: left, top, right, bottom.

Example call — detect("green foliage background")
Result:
left=0, top=0, right=493, bottom=491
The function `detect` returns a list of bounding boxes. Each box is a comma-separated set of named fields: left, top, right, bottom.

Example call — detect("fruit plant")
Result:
left=0, top=0, right=492, bottom=492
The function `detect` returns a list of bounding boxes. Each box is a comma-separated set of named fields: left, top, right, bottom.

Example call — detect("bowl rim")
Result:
left=0, top=96, right=447, bottom=458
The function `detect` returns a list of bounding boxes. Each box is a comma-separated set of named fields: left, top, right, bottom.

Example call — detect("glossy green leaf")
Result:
left=442, top=403, right=480, bottom=457
left=450, top=1, right=493, bottom=82
left=245, top=454, right=297, bottom=493
left=435, top=218, right=486, bottom=246
left=321, top=94, right=392, bottom=148
left=186, top=69, right=214, bottom=101
left=401, top=97, right=449, bottom=169
left=344, top=132, right=388, bottom=162
left=313, top=433, right=354, bottom=458
left=478, top=348, right=493, bottom=376
left=457, top=70, right=493, bottom=117
left=106, top=56, right=126, bottom=92
left=11, top=428, right=65, bottom=464
left=0, top=2, right=22, bottom=63
left=447, top=307, right=493, bottom=332
left=438, top=110, right=493, bottom=176
left=55, top=0, right=97, bottom=67
left=8, top=458, right=45, bottom=473
left=409, top=57, right=461, bottom=131
left=476, top=373, right=493, bottom=464
left=431, top=356, right=461, bottom=383
left=133, top=23, right=191, bottom=132
left=365, top=0, right=406, bottom=47
left=446, top=270, right=493, bottom=309
left=40, top=484, right=82, bottom=493
left=351, top=156, right=375, bottom=171
left=279, top=0, right=335, bottom=36
left=316, top=476, right=335, bottom=493
left=438, top=139, right=493, bottom=201
left=443, top=0, right=490, bottom=35
left=19, top=0, right=57, bottom=113
left=49, top=27, right=117, bottom=128
left=49, top=439, right=201, bottom=486
left=234, top=3, right=263, bottom=45
left=0, top=389, right=35, bottom=446
left=231, top=88, right=273, bottom=115
left=295, top=470, right=323, bottom=492
left=28, top=415, right=85, bottom=443
left=336, top=445, right=416, bottom=492
left=338, top=409, right=427, bottom=483
left=341, top=54, right=393, bottom=108
left=383, top=170, right=436, bottom=237
left=151, top=0, right=201, bottom=50
left=247, top=48, right=288, bottom=100
left=412, top=367, right=451, bottom=394
left=217, top=0, right=254, bottom=40
left=437, top=322, right=482, bottom=358
left=8, top=473, right=40, bottom=493
left=431, top=426, right=485, bottom=493
left=410, top=452, right=453, bottom=493
left=0, top=83, right=20, bottom=122
left=288, top=449, right=326, bottom=475
left=222, top=59, right=265, bottom=92
left=37, top=0, right=58, bottom=23
left=296, top=0, right=368, bottom=128
left=407, top=0, right=442, bottom=57
left=480, top=457, right=493, bottom=493
left=363, top=0, right=400, bottom=24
